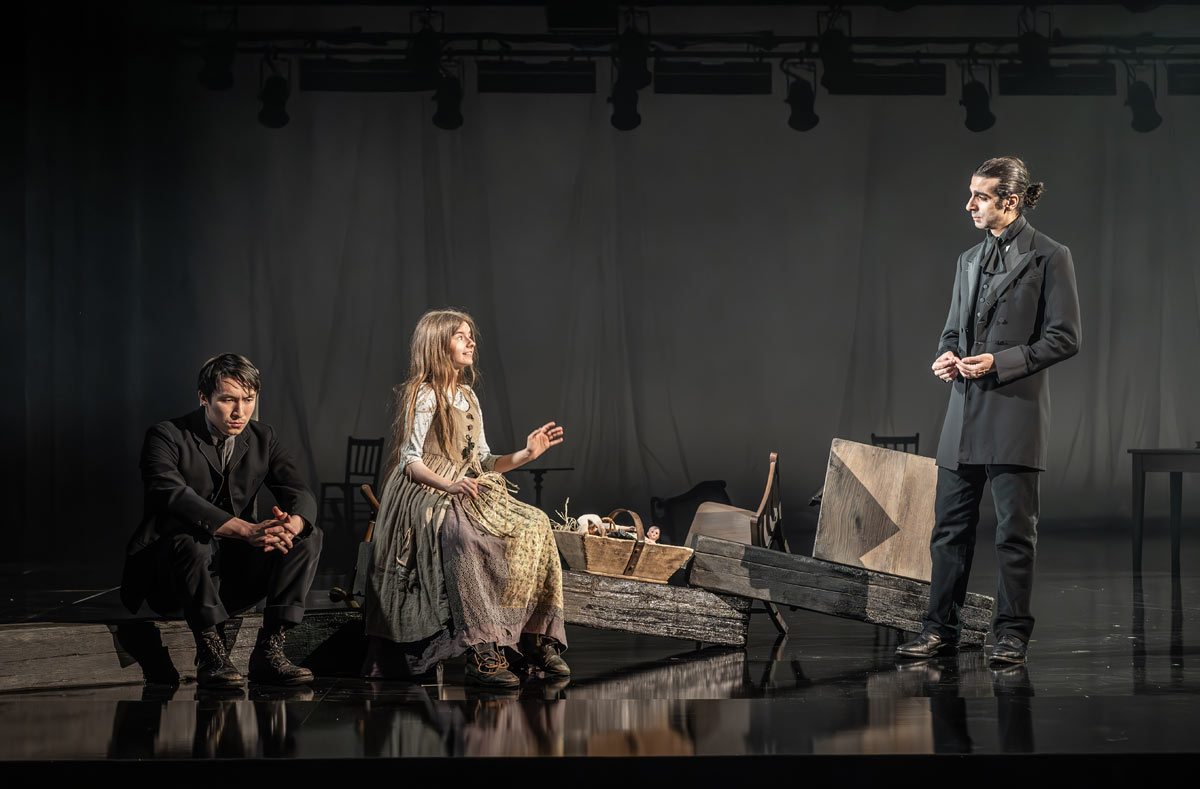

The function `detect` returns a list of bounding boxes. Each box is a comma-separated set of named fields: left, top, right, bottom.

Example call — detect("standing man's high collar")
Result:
left=989, top=214, right=1027, bottom=243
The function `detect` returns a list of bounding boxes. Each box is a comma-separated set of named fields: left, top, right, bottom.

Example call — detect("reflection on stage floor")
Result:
left=1, top=527, right=1198, bottom=762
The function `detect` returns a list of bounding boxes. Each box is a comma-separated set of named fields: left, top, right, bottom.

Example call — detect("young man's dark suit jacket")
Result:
left=119, top=407, right=318, bottom=615
left=935, top=218, right=1081, bottom=471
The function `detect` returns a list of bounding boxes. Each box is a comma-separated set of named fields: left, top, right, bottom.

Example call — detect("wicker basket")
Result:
left=553, top=509, right=693, bottom=584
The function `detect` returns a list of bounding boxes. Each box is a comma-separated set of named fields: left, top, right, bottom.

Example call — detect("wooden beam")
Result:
left=688, top=535, right=993, bottom=644
left=561, top=570, right=751, bottom=647
left=0, top=616, right=263, bottom=693
left=0, top=571, right=751, bottom=692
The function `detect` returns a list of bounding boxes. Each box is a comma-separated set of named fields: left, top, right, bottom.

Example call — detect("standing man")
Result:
left=121, top=354, right=322, bottom=687
left=896, top=157, right=1080, bottom=665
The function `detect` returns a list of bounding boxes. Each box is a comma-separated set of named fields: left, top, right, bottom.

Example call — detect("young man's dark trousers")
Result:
left=923, top=463, right=1040, bottom=643
left=143, top=527, right=323, bottom=633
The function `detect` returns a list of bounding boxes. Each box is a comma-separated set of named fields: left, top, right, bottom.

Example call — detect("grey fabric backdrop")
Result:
left=12, top=4, right=1200, bottom=566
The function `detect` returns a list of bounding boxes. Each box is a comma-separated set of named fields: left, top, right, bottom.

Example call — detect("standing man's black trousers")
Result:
left=143, top=527, right=323, bottom=633
left=923, top=464, right=1040, bottom=643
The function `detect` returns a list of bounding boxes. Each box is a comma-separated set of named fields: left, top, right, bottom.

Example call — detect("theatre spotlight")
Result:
left=818, top=27, right=853, bottom=89
left=784, top=70, right=819, bottom=131
left=407, top=25, right=444, bottom=80
left=960, top=77, right=995, bottom=132
left=1126, top=79, right=1162, bottom=132
left=257, top=57, right=291, bottom=129
left=1017, top=31, right=1052, bottom=74
left=432, top=73, right=463, bottom=130
left=198, top=30, right=236, bottom=91
left=609, top=76, right=641, bottom=131
left=615, top=26, right=652, bottom=90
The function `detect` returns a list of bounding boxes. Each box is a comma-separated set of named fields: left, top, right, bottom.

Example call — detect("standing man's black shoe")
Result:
left=895, top=631, right=957, bottom=659
left=989, top=634, right=1028, bottom=665
left=195, top=630, right=246, bottom=688
left=248, top=626, right=314, bottom=685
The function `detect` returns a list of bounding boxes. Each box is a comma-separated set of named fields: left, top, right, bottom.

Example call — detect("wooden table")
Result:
left=1129, top=448, right=1200, bottom=574
left=512, top=466, right=573, bottom=508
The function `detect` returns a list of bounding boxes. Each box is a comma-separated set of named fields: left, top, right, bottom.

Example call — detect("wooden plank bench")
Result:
left=688, top=534, right=994, bottom=645
left=0, top=570, right=751, bottom=692
left=561, top=570, right=750, bottom=646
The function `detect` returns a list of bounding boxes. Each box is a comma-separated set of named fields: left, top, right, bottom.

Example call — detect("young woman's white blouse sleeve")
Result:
left=400, top=386, right=435, bottom=469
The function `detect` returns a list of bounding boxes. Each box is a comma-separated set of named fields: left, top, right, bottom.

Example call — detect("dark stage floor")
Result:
left=2, top=524, right=1198, bottom=775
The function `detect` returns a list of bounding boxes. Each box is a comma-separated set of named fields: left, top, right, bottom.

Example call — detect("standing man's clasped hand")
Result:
left=932, top=351, right=961, bottom=381
left=956, top=353, right=994, bottom=379
left=932, top=351, right=995, bottom=380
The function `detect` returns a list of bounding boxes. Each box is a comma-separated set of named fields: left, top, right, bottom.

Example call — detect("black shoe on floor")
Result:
left=895, top=631, right=957, bottom=660
left=989, top=634, right=1028, bottom=665
left=248, top=627, right=314, bottom=686
left=195, top=630, right=246, bottom=689
left=142, top=645, right=182, bottom=686
left=465, top=642, right=520, bottom=688
left=116, top=622, right=181, bottom=686
left=520, top=635, right=571, bottom=677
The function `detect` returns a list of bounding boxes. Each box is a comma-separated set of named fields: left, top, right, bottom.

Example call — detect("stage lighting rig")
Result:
left=817, top=11, right=943, bottom=95
left=1000, top=10, right=1114, bottom=96
left=782, top=61, right=819, bottom=132
left=197, top=9, right=237, bottom=91
left=609, top=76, right=641, bottom=130
left=609, top=13, right=651, bottom=131
left=1167, top=63, right=1200, bottom=94
left=407, top=9, right=446, bottom=81
left=257, top=55, right=291, bottom=129
left=615, top=26, right=652, bottom=91
left=960, top=61, right=995, bottom=132
left=433, top=70, right=464, bottom=130
left=818, top=27, right=853, bottom=91
left=477, top=60, right=597, bottom=93
left=1125, top=64, right=1162, bottom=132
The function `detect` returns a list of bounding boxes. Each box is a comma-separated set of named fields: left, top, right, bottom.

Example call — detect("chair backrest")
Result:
left=870, top=432, right=919, bottom=455
left=345, top=437, right=385, bottom=487
left=683, top=452, right=780, bottom=548
left=359, top=484, right=381, bottom=541
left=752, top=452, right=781, bottom=549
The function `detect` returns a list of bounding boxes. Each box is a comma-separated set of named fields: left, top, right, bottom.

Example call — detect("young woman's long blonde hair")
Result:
left=382, top=309, right=479, bottom=481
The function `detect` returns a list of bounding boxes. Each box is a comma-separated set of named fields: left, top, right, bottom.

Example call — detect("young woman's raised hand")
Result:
left=525, top=422, right=565, bottom=461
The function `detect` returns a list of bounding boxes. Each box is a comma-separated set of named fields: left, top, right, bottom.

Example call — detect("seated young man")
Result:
left=120, top=354, right=322, bottom=688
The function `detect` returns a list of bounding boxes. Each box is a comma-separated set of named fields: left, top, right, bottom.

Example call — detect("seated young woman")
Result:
left=362, top=308, right=569, bottom=687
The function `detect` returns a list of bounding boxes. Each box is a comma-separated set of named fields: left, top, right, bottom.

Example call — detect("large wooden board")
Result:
left=814, top=438, right=938, bottom=582
left=0, top=573, right=751, bottom=692
left=0, top=616, right=263, bottom=692
left=688, top=535, right=993, bottom=644
left=561, top=570, right=751, bottom=646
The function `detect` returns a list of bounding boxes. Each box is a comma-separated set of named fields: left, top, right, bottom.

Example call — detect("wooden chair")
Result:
left=318, top=437, right=384, bottom=533
left=870, top=432, right=919, bottom=455
left=685, top=452, right=791, bottom=634
left=330, top=484, right=380, bottom=609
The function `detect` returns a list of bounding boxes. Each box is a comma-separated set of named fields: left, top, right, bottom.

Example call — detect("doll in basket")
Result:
left=361, top=309, right=569, bottom=688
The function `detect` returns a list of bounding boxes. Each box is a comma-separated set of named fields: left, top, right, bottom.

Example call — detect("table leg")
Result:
left=1132, top=457, right=1145, bottom=573
left=531, top=470, right=546, bottom=509
left=1170, top=472, right=1182, bottom=578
